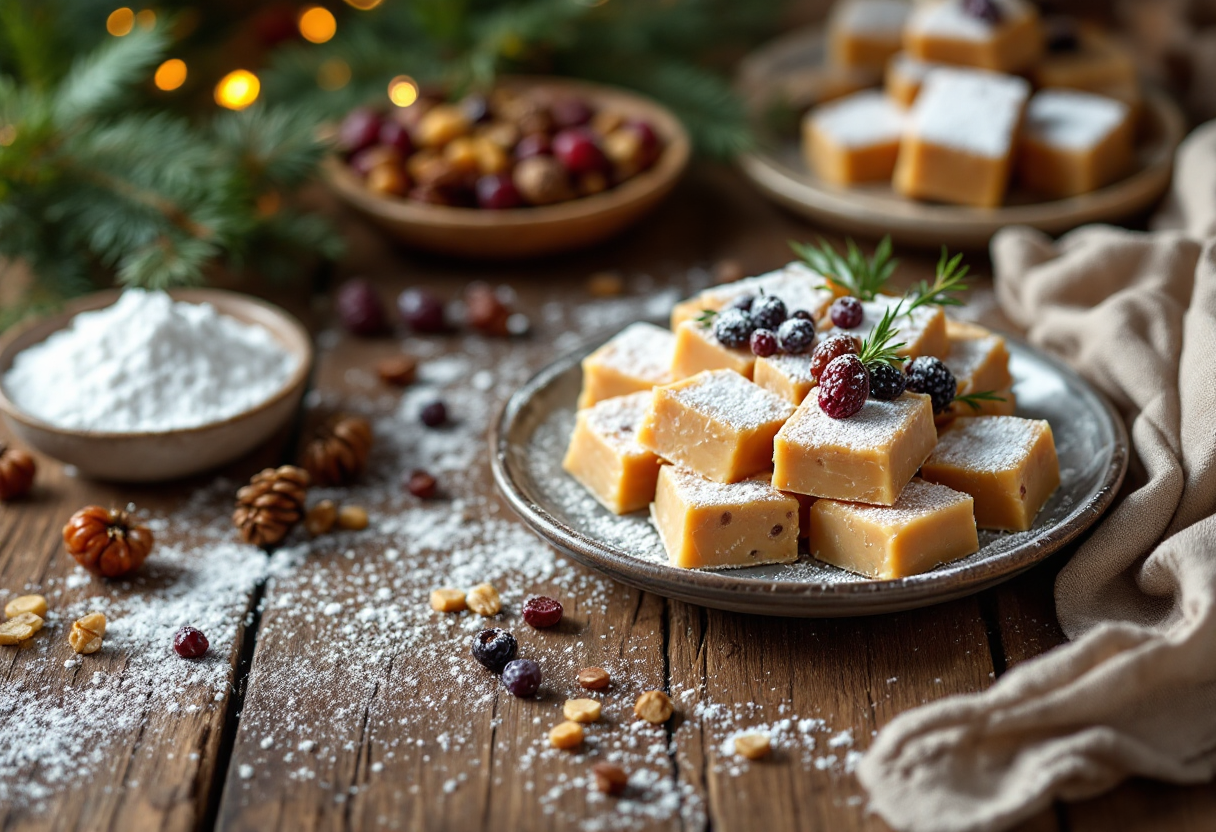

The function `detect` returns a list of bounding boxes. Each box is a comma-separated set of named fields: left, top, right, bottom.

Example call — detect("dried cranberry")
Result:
left=173, top=626, right=209, bottom=659
left=515, top=133, right=551, bottom=160
left=867, top=362, right=907, bottom=401
left=397, top=288, right=448, bottom=333
left=476, top=174, right=522, bottom=210
left=830, top=296, right=864, bottom=329
left=553, top=127, right=607, bottom=174
left=551, top=98, right=594, bottom=129
left=777, top=318, right=816, bottom=355
left=750, top=295, right=787, bottom=330
left=502, top=658, right=542, bottom=697
left=905, top=356, right=957, bottom=414
left=406, top=469, right=437, bottom=499
left=712, top=308, right=754, bottom=349
left=808, top=333, right=861, bottom=381
left=471, top=627, right=517, bottom=673
left=818, top=354, right=870, bottom=419
left=522, top=595, right=563, bottom=629
left=338, top=108, right=383, bottom=154
left=750, top=328, right=778, bottom=357
left=378, top=120, right=412, bottom=155
left=336, top=278, right=388, bottom=336
left=420, top=400, right=448, bottom=427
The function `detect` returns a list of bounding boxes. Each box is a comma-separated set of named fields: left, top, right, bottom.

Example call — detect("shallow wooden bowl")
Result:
left=322, top=77, right=691, bottom=259
left=0, top=289, right=312, bottom=483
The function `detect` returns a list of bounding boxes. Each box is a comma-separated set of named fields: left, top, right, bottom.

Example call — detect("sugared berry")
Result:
left=336, top=278, right=388, bottom=336
left=818, top=354, right=870, bottom=419
left=830, top=296, right=864, bottom=329
left=808, top=333, right=860, bottom=381
left=476, top=173, right=522, bottom=210
left=553, top=127, right=607, bottom=174
left=727, top=294, right=756, bottom=313
left=962, top=0, right=1002, bottom=24
left=777, top=318, right=816, bottom=355
left=173, top=626, right=209, bottom=659
left=791, top=309, right=814, bottom=321
left=514, top=133, right=551, bottom=160
left=522, top=595, right=563, bottom=629
left=398, top=288, right=448, bottom=333
left=905, top=356, right=957, bottom=414
left=406, top=469, right=437, bottom=499
left=750, top=328, right=778, bottom=358
left=502, top=658, right=542, bottom=697
left=338, top=108, right=383, bottom=154
left=712, top=308, right=755, bottom=349
left=420, top=400, right=448, bottom=427
left=867, top=362, right=907, bottom=401
left=471, top=627, right=518, bottom=673
left=750, top=295, right=787, bottom=331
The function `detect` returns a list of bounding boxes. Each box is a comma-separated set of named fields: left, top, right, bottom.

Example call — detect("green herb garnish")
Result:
left=952, top=390, right=1007, bottom=412
left=694, top=309, right=718, bottom=327
left=789, top=235, right=897, bottom=302
left=857, top=301, right=908, bottom=368
left=906, top=247, right=969, bottom=314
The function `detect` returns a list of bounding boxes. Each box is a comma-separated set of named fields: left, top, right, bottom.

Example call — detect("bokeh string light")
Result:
left=106, top=7, right=134, bottom=36
left=214, top=69, right=260, bottom=110
left=298, top=6, right=337, bottom=44
left=388, top=75, right=419, bottom=108
left=154, top=59, right=188, bottom=92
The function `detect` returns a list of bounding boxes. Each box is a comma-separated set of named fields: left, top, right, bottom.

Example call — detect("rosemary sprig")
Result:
left=953, top=390, right=1008, bottom=412
left=857, top=301, right=908, bottom=368
left=695, top=309, right=718, bottom=327
left=906, top=247, right=969, bottom=314
left=789, top=235, right=897, bottom=301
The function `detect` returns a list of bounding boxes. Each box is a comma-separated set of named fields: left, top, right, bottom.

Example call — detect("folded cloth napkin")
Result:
left=857, top=120, right=1216, bottom=832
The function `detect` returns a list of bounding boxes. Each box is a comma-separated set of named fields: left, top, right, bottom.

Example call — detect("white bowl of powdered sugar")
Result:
left=0, top=288, right=312, bottom=482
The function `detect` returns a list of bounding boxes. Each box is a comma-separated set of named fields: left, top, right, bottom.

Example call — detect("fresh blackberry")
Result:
left=905, top=356, right=957, bottom=414
left=829, top=296, right=864, bottom=329
left=712, top=308, right=755, bottom=349
left=808, top=333, right=861, bottom=381
left=750, top=328, right=778, bottom=358
left=867, top=362, right=907, bottom=401
left=502, top=658, right=542, bottom=697
left=817, top=354, right=869, bottom=419
left=777, top=318, right=816, bottom=355
left=727, top=294, right=756, bottom=313
left=750, top=295, right=787, bottom=331
left=471, top=627, right=518, bottom=673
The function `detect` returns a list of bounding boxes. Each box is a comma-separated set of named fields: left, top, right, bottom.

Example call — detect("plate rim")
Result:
left=490, top=327, right=1129, bottom=617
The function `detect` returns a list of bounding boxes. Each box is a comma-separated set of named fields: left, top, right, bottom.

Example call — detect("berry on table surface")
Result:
left=406, top=469, right=438, bottom=500
left=522, top=595, right=563, bottom=629
left=777, top=318, right=816, bottom=355
left=750, top=294, right=787, bottom=331
left=905, top=356, right=957, bottom=414
left=818, top=354, right=870, bottom=419
left=464, top=283, right=513, bottom=336
left=397, top=288, right=448, bottom=333
left=830, top=296, right=864, bottom=329
left=475, top=173, right=522, bottom=210
left=338, top=108, right=383, bottom=154
left=420, top=400, right=448, bottom=428
left=808, top=333, right=861, bottom=382
left=0, top=443, right=36, bottom=501
left=336, top=279, right=388, bottom=337
left=867, top=362, right=907, bottom=401
left=552, top=127, right=607, bottom=174
left=592, top=762, right=629, bottom=796
left=750, top=328, right=778, bottom=358
left=173, top=626, right=209, bottom=659
left=502, top=658, right=542, bottom=697
left=471, top=627, right=517, bottom=673
left=712, top=308, right=755, bottom=350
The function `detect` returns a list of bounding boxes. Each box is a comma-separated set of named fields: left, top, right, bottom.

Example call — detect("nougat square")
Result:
left=920, top=416, right=1059, bottom=531
left=818, top=294, right=948, bottom=359
left=905, top=0, right=1044, bottom=74
left=669, top=262, right=834, bottom=331
left=884, top=52, right=946, bottom=107
left=562, top=392, right=662, bottom=515
left=671, top=319, right=756, bottom=380
left=893, top=68, right=1030, bottom=208
left=773, top=391, right=937, bottom=505
left=940, top=320, right=1015, bottom=423
left=1017, top=90, right=1133, bottom=199
left=809, top=478, right=979, bottom=578
left=578, top=322, right=674, bottom=409
left=803, top=90, right=906, bottom=185
left=652, top=467, right=800, bottom=569
left=638, top=370, right=794, bottom=484
left=754, top=353, right=817, bottom=405
left=828, top=0, right=911, bottom=71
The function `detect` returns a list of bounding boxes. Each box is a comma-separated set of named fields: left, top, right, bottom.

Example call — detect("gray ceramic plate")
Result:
left=491, top=332, right=1128, bottom=617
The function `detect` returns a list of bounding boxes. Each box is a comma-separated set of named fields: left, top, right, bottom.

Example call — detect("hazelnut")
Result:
left=466, top=583, right=502, bottom=617
left=377, top=354, right=418, bottom=386
left=4, top=594, right=47, bottom=620
left=430, top=588, right=467, bottom=613
left=471, top=137, right=510, bottom=175
left=734, top=733, right=772, bottom=760
left=336, top=505, right=369, bottom=531
left=591, top=762, right=628, bottom=796
left=634, top=690, right=674, bottom=724
left=476, top=121, right=520, bottom=151
left=548, top=720, right=584, bottom=750
left=576, top=666, right=610, bottom=690
left=563, top=698, right=602, bottom=723
left=366, top=162, right=408, bottom=197
left=512, top=156, right=572, bottom=205
left=416, top=104, right=471, bottom=148
left=68, top=612, right=106, bottom=655
left=603, top=128, right=646, bottom=179
left=304, top=500, right=337, bottom=536
left=443, top=136, right=480, bottom=174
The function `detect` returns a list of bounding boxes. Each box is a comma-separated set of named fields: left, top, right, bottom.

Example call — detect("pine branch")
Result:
left=906, top=246, right=969, bottom=314
left=790, top=235, right=896, bottom=301
left=52, top=26, right=167, bottom=125
left=953, top=390, right=1007, bottom=411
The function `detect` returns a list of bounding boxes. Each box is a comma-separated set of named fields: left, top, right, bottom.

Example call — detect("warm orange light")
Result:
left=214, top=69, right=260, bottom=110
left=317, top=58, right=352, bottom=91
left=134, top=9, right=156, bottom=29
left=388, top=75, right=419, bottom=108
left=154, top=59, right=188, bottom=91
left=345, top=0, right=383, bottom=9
left=106, top=7, right=135, bottom=36
left=298, top=6, right=337, bottom=44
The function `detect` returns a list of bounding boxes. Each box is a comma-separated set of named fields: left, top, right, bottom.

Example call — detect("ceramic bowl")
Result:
left=322, top=77, right=691, bottom=259
left=0, top=289, right=312, bottom=483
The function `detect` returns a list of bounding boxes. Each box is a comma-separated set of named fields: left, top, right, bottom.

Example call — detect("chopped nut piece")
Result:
left=377, top=355, right=418, bottom=387
left=734, top=733, right=772, bottom=760
left=430, top=588, right=467, bottom=613
left=591, top=762, right=628, bottom=796
left=5, top=594, right=47, bottom=619
left=68, top=612, right=106, bottom=655
left=0, top=612, right=44, bottom=645
left=548, top=720, right=585, bottom=750
left=336, top=505, right=369, bottom=531
left=577, top=666, right=611, bottom=690
left=563, top=698, right=602, bottom=723
left=305, top=500, right=338, bottom=536
left=587, top=272, right=624, bottom=298
left=466, top=583, right=502, bottom=617
left=634, top=690, right=674, bottom=724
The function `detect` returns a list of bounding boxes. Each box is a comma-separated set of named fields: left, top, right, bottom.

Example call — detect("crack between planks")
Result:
left=977, top=591, right=1009, bottom=680
left=660, top=596, right=687, bottom=829
left=342, top=676, right=381, bottom=830
left=479, top=680, right=500, bottom=832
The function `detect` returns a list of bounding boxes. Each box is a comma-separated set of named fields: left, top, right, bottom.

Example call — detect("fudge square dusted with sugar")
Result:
left=803, top=90, right=906, bottom=186
left=668, top=262, right=833, bottom=331
left=562, top=392, right=662, bottom=515
left=577, top=322, right=674, bottom=409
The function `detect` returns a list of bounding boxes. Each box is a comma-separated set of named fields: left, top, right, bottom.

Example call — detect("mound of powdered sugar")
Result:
left=3, top=289, right=298, bottom=432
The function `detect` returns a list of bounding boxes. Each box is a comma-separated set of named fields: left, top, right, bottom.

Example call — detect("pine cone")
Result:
left=0, top=443, right=36, bottom=501
left=233, top=465, right=311, bottom=547
left=300, top=415, right=373, bottom=486
left=63, top=506, right=154, bottom=579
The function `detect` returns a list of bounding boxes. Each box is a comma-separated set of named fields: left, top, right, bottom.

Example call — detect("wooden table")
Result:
left=2, top=166, right=1213, bottom=832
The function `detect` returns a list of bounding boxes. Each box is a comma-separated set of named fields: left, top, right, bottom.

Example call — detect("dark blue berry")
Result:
left=712, top=308, right=755, bottom=349
left=750, top=295, right=787, bottom=331
left=750, top=328, right=778, bottom=357
left=727, top=294, right=756, bottom=313
left=502, top=658, right=542, bottom=697
left=420, top=400, right=448, bottom=427
left=905, top=356, right=957, bottom=414
left=867, top=362, right=907, bottom=401
left=777, top=318, right=816, bottom=355
left=337, top=279, right=388, bottom=337
left=791, top=309, right=814, bottom=322
left=830, top=296, right=864, bottom=329
left=472, top=627, right=517, bottom=673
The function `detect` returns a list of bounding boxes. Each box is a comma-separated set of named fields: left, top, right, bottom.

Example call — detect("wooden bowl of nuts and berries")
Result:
left=321, top=77, right=691, bottom=259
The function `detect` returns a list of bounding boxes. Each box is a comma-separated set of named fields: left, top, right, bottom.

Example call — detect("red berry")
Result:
left=378, top=120, right=412, bottom=155
left=420, top=400, right=448, bottom=427
left=522, top=595, right=563, bottom=629
left=475, top=173, right=522, bottom=210
left=406, top=469, right=437, bottom=499
left=818, top=354, right=870, bottom=419
left=808, top=333, right=860, bottom=381
left=397, top=288, right=448, bottom=333
left=336, top=278, right=388, bottom=336
left=625, top=120, right=659, bottom=162
left=514, top=133, right=551, bottom=160
left=750, top=328, right=778, bottom=357
left=552, top=128, right=607, bottom=174
left=830, top=296, right=864, bottom=329
left=551, top=98, right=594, bottom=129
left=339, top=108, right=383, bottom=155
left=173, top=626, right=209, bottom=659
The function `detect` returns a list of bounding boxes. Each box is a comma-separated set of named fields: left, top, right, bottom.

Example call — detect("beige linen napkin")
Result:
left=857, top=120, right=1216, bottom=832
